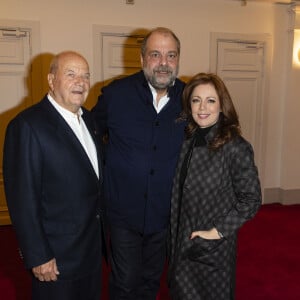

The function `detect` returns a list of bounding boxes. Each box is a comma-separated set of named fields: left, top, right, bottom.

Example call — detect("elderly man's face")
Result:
left=48, top=53, right=90, bottom=113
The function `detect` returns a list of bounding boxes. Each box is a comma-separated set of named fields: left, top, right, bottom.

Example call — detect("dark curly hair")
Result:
left=180, top=72, right=241, bottom=150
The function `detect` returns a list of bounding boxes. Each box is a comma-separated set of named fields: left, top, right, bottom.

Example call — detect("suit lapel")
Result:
left=40, top=97, right=101, bottom=182
left=82, top=110, right=103, bottom=182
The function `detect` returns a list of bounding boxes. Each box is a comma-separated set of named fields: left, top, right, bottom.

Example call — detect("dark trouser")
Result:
left=31, top=267, right=102, bottom=300
left=109, top=226, right=167, bottom=300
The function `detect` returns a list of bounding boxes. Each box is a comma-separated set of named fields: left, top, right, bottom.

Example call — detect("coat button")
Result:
left=96, top=214, right=100, bottom=219
left=150, top=169, right=154, bottom=175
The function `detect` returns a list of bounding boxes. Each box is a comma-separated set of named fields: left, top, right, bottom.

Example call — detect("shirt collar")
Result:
left=47, top=93, right=83, bottom=119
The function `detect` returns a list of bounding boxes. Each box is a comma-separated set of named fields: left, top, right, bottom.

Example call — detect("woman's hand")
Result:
left=190, top=227, right=221, bottom=240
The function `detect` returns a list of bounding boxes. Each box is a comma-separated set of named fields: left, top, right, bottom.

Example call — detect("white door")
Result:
left=211, top=34, right=270, bottom=187
left=102, top=34, right=144, bottom=84
left=90, top=26, right=147, bottom=109
left=92, top=25, right=148, bottom=99
left=0, top=28, right=32, bottom=224
left=216, top=40, right=264, bottom=152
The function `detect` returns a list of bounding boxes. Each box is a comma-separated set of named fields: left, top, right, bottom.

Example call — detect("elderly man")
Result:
left=3, top=51, right=106, bottom=300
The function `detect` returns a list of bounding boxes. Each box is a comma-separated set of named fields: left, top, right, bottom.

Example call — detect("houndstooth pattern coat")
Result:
left=168, top=126, right=261, bottom=300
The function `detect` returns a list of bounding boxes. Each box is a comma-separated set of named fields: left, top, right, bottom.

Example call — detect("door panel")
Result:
left=0, top=28, right=32, bottom=225
left=218, top=41, right=263, bottom=72
left=222, top=73, right=260, bottom=147
left=102, top=35, right=144, bottom=84
left=90, top=25, right=147, bottom=109
left=216, top=40, right=265, bottom=171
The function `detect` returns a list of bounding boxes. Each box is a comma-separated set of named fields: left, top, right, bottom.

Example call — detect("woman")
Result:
left=168, top=73, right=261, bottom=299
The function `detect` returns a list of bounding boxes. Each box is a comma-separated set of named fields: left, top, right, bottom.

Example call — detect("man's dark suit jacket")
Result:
left=3, top=96, right=105, bottom=280
left=92, top=71, right=185, bottom=234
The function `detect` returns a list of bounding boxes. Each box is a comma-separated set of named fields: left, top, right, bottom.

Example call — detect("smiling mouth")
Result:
left=198, top=114, right=209, bottom=119
left=72, top=91, right=84, bottom=95
left=155, top=66, right=171, bottom=74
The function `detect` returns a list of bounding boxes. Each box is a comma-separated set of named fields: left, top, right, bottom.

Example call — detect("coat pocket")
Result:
left=185, top=236, right=225, bottom=267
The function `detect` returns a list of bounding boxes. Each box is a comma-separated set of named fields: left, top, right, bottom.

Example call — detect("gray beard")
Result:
left=145, top=73, right=177, bottom=90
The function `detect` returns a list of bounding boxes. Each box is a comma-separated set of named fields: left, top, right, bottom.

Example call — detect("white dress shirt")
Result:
left=148, top=83, right=170, bottom=113
left=48, top=94, right=99, bottom=178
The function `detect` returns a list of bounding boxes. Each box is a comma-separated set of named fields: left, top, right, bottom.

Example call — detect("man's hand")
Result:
left=32, top=258, right=60, bottom=281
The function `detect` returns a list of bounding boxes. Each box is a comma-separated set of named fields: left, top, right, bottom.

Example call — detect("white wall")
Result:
left=281, top=8, right=300, bottom=192
left=1, top=0, right=299, bottom=203
left=0, top=0, right=276, bottom=81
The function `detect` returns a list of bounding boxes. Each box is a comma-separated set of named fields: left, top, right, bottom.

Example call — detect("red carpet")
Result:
left=236, top=203, right=300, bottom=300
left=0, top=203, right=300, bottom=299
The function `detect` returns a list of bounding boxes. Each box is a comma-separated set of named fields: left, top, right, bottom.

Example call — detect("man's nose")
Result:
left=74, top=75, right=85, bottom=85
left=159, top=55, right=168, bottom=65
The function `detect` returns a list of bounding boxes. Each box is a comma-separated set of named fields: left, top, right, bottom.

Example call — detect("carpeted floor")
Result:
left=236, top=203, right=300, bottom=300
left=0, top=203, right=300, bottom=299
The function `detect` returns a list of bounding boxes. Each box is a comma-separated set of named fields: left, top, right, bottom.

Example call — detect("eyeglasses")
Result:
left=147, top=51, right=178, bottom=63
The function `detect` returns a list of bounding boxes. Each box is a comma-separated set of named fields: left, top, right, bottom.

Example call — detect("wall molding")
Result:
left=264, top=188, right=300, bottom=205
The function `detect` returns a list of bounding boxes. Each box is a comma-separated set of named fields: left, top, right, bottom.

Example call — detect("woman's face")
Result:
left=190, top=83, right=221, bottom=128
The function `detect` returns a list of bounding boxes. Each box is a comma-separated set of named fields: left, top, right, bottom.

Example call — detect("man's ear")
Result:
left=48, top=73, right=55, bottom=90
left=140, top=54, right=144, bottom=67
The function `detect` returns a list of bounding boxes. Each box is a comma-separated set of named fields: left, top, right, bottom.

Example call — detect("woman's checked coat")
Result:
left=168, top=125, right=261, bottom=300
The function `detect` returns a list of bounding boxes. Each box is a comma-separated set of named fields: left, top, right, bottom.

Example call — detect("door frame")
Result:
left=209, top=32, right=273, bottom=194
left=0, top=19, right=41, bottom=225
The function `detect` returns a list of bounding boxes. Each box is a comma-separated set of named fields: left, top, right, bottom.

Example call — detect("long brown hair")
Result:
left=181, top=73, right=241, bottom=150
